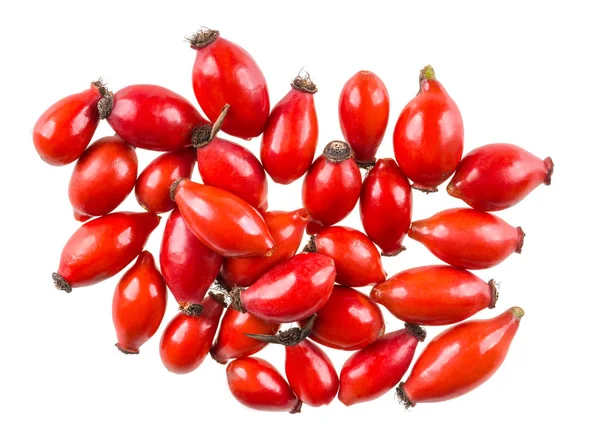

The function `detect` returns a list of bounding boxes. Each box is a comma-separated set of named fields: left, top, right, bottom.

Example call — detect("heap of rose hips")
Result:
left=33, top=28, right=553, bottom=412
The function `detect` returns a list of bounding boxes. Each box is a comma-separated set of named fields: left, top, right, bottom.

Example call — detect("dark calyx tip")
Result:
left=302, top=235, right=317, bottom=253
left=382, top=246, right=406, bottom=257
left=52, top=272, right=72, bottom=293
left=357, top=161, right=376, bottom=171
left=169, top=178, right=188, bottom=201
left=192, top=104, right=229, bottom=147
left=515, top=227, right=525, bottom=254
left=115, top=343, right=139, bottom=355
left=411, top=184, right=438, bottom=193
left=180, top=303, right=204, bottom=317
left=488, top=280, right=499, bottom=309
left=290, top=400, right=303, bottom=414
left=291, top=72, right=317, bottom=94
left=229, top=286, right=246, bottom=313
left=323, top=141, right=353, bottom=163
left=543, top=157, right=554, bottom=186
left=187, top=28, right=220, bottom=49
left=405, top=323, right=426, bottom=342
left=245, top=314, right=316, bottom=347
left=395, top=383, right=415, bottom=409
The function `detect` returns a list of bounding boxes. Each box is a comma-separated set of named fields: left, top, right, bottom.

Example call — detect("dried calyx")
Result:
left=302, top=235, right=317, bottom=253
left=291, top=71, right=317, bottom=94
left=187, top=28, right=220, bottom=49
left=323, top=140, right=353, bottom=163
left=94, top=78, right=114, bottom=120
left=488, top=280, right=499, bottom=309
left=192, top=104, right=230, bottom=148
left=179, top=303, right=204, bottom=317
left=169, top=177, right=188, bottom=201
left=227, top=286, right=247, bottom=313
left=52, top=272, right=72, bottom=294
left=404, top=323, right=427, bottom=342
left=245, top=314, right=317, bottom=346
left=395, top=382, right=415, bottom=409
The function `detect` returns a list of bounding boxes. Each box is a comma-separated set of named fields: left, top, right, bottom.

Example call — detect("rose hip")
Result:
left=231, top=253, right=335, bottom=323
left=226, top=357, right=301, bottom=413
left=302, top=141, right=362, bottom=233
left=103, top=84, right=207, bottom=151
left=33, top=80, right=111, bottom=166
left=135, top=148, right=196, bottom=214
left=69, top=135, right=137, bottom=222
left=360, top=158, right=412, bottom=256
left=53, top=212, right=160, bottom=293
left=159, top=207, right=222, bottom=314
left=393, top=65, right=463, bottom=192
left=189, top=28, right=269, bottom=139
left=261, top=74, right=319, bottom=184
left=112, top=251, right=167, bottom=354
left=171, top=178, right=274, bottom=258
left=305, top=226, right=386, bottom=287
left=371, top=265, right=497, bottom=326
left=159, top=294, right=224, bottom=374
left=339, top=71, right=390, bottom=165
left=338, top=325, right=426, bottom=406
left=397, top=307, right=524, bottom=407
left=409, top=208, right=524, bottom=269
left=221, top=209, right=310, bottom=288
left=299, top=285, right=384, bottom=351
left=211, top=309, right=280, bottom=364
left=447, top=143, right=554, bottom=211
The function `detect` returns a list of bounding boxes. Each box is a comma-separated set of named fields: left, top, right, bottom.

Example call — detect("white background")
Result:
left=1, top=1, right=598, bottom=433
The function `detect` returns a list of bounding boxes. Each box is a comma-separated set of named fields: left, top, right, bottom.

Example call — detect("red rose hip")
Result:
left=69, top=135, right=138, bottom=221
left=339, top=70, right=390, bottom=165
left=261, top=74, right=319, bottom=184
left=447, top=143, right=554, bottom=211
left=409, top=208, right=524, bottom=269
left=112, top=251, right=167, bottom=354
left=393, top=65, right=463, bottom=192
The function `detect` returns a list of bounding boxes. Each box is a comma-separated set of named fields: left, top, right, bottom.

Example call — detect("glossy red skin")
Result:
left=360, top=158, right=412, bottom=255
left=107, top=85, right=207, bottom=151
left=221, top=209, right=309, bottom=288
left=447, top=143, right=554, bottom=211
left=302, top=155, right=362, bottom=230
left=69, top=136, right=138, bottom=222
left=393, top=77, right=463, bottom=191
left=159, top=208, right=222, bottom=306
left=211, top=309, right=281, bottom=364
left=313, top=226, right=386, bottom=287
left=299, top=285, right=384, bottom=351
left=56, top=212, right=160, bottom=288
left=403, top=308, right=522, bottom=405
left=226, top=357, right=301, bottom=413
left=192, top=36, right=269, bottom=139
left=409, top=208, right=523, bottom=270
left=241, top=253, right=335, bottom=323
left=285, top=340, right=339, bottom=407
left=339, top=71, right=390, bottom=163
left=159, top=296, right=224, bottom=374
left=260, top=85, right=318, bottom=184
left=112, top=251, right=167, bottom=354
left=173, top=179, right=274, bottom=258
left=197, top=137, right=268, bottom=212
left=135, top=148, right=196, bottom=214
left=33, top=84, right=102, bottom=166
left=371, top=265, right=494, bottom=326
left=338, top=328, right=420, bottom=406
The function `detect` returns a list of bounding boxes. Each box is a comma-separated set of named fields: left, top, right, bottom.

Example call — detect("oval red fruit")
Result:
left=53, top=212, right=160, bottom=292
left=285, top=340, right=339, bottom=407
left=237, top=253, right=335, bottom=323
left=393, top=65, right=463, bottom=192
left=190, top=29, right=269, bottom=139
left=112, top=251, right=167, bottom=354
left=105, top=84, right=207, bottom=151
left=221, top=209, right=309, bottom=288
left=339, top=71, right=389, bottom=164
left=135, top=148, right=196, bottom=214
left=33, top=80, right=109, bottom=166
left=371, top=265, right=497, bottom=326
left=338, top=325, right=425, bottom=406
left=398, top=307, right=524, bottom=406
left=302, top=141, right=361, bottom=233
left=159, top=295, right=224, bottom=374
left=360, top=158, right=412, bottom=256
left=447, top=143, right=554, bottom=211
left=409, top=208, right=524, bottom=269
left=160, top=207, right=222, bottom=308
left=171, top=179, right=274, bottom=258
left=261, top=75, right=318, bottom=184
left=226, top=357, right=301, bottom=413
left=211, top=309, right=280, bottom=364
left=308, top=226, right=386, bottom=287
left=69, top=135, right=137, bottom=222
